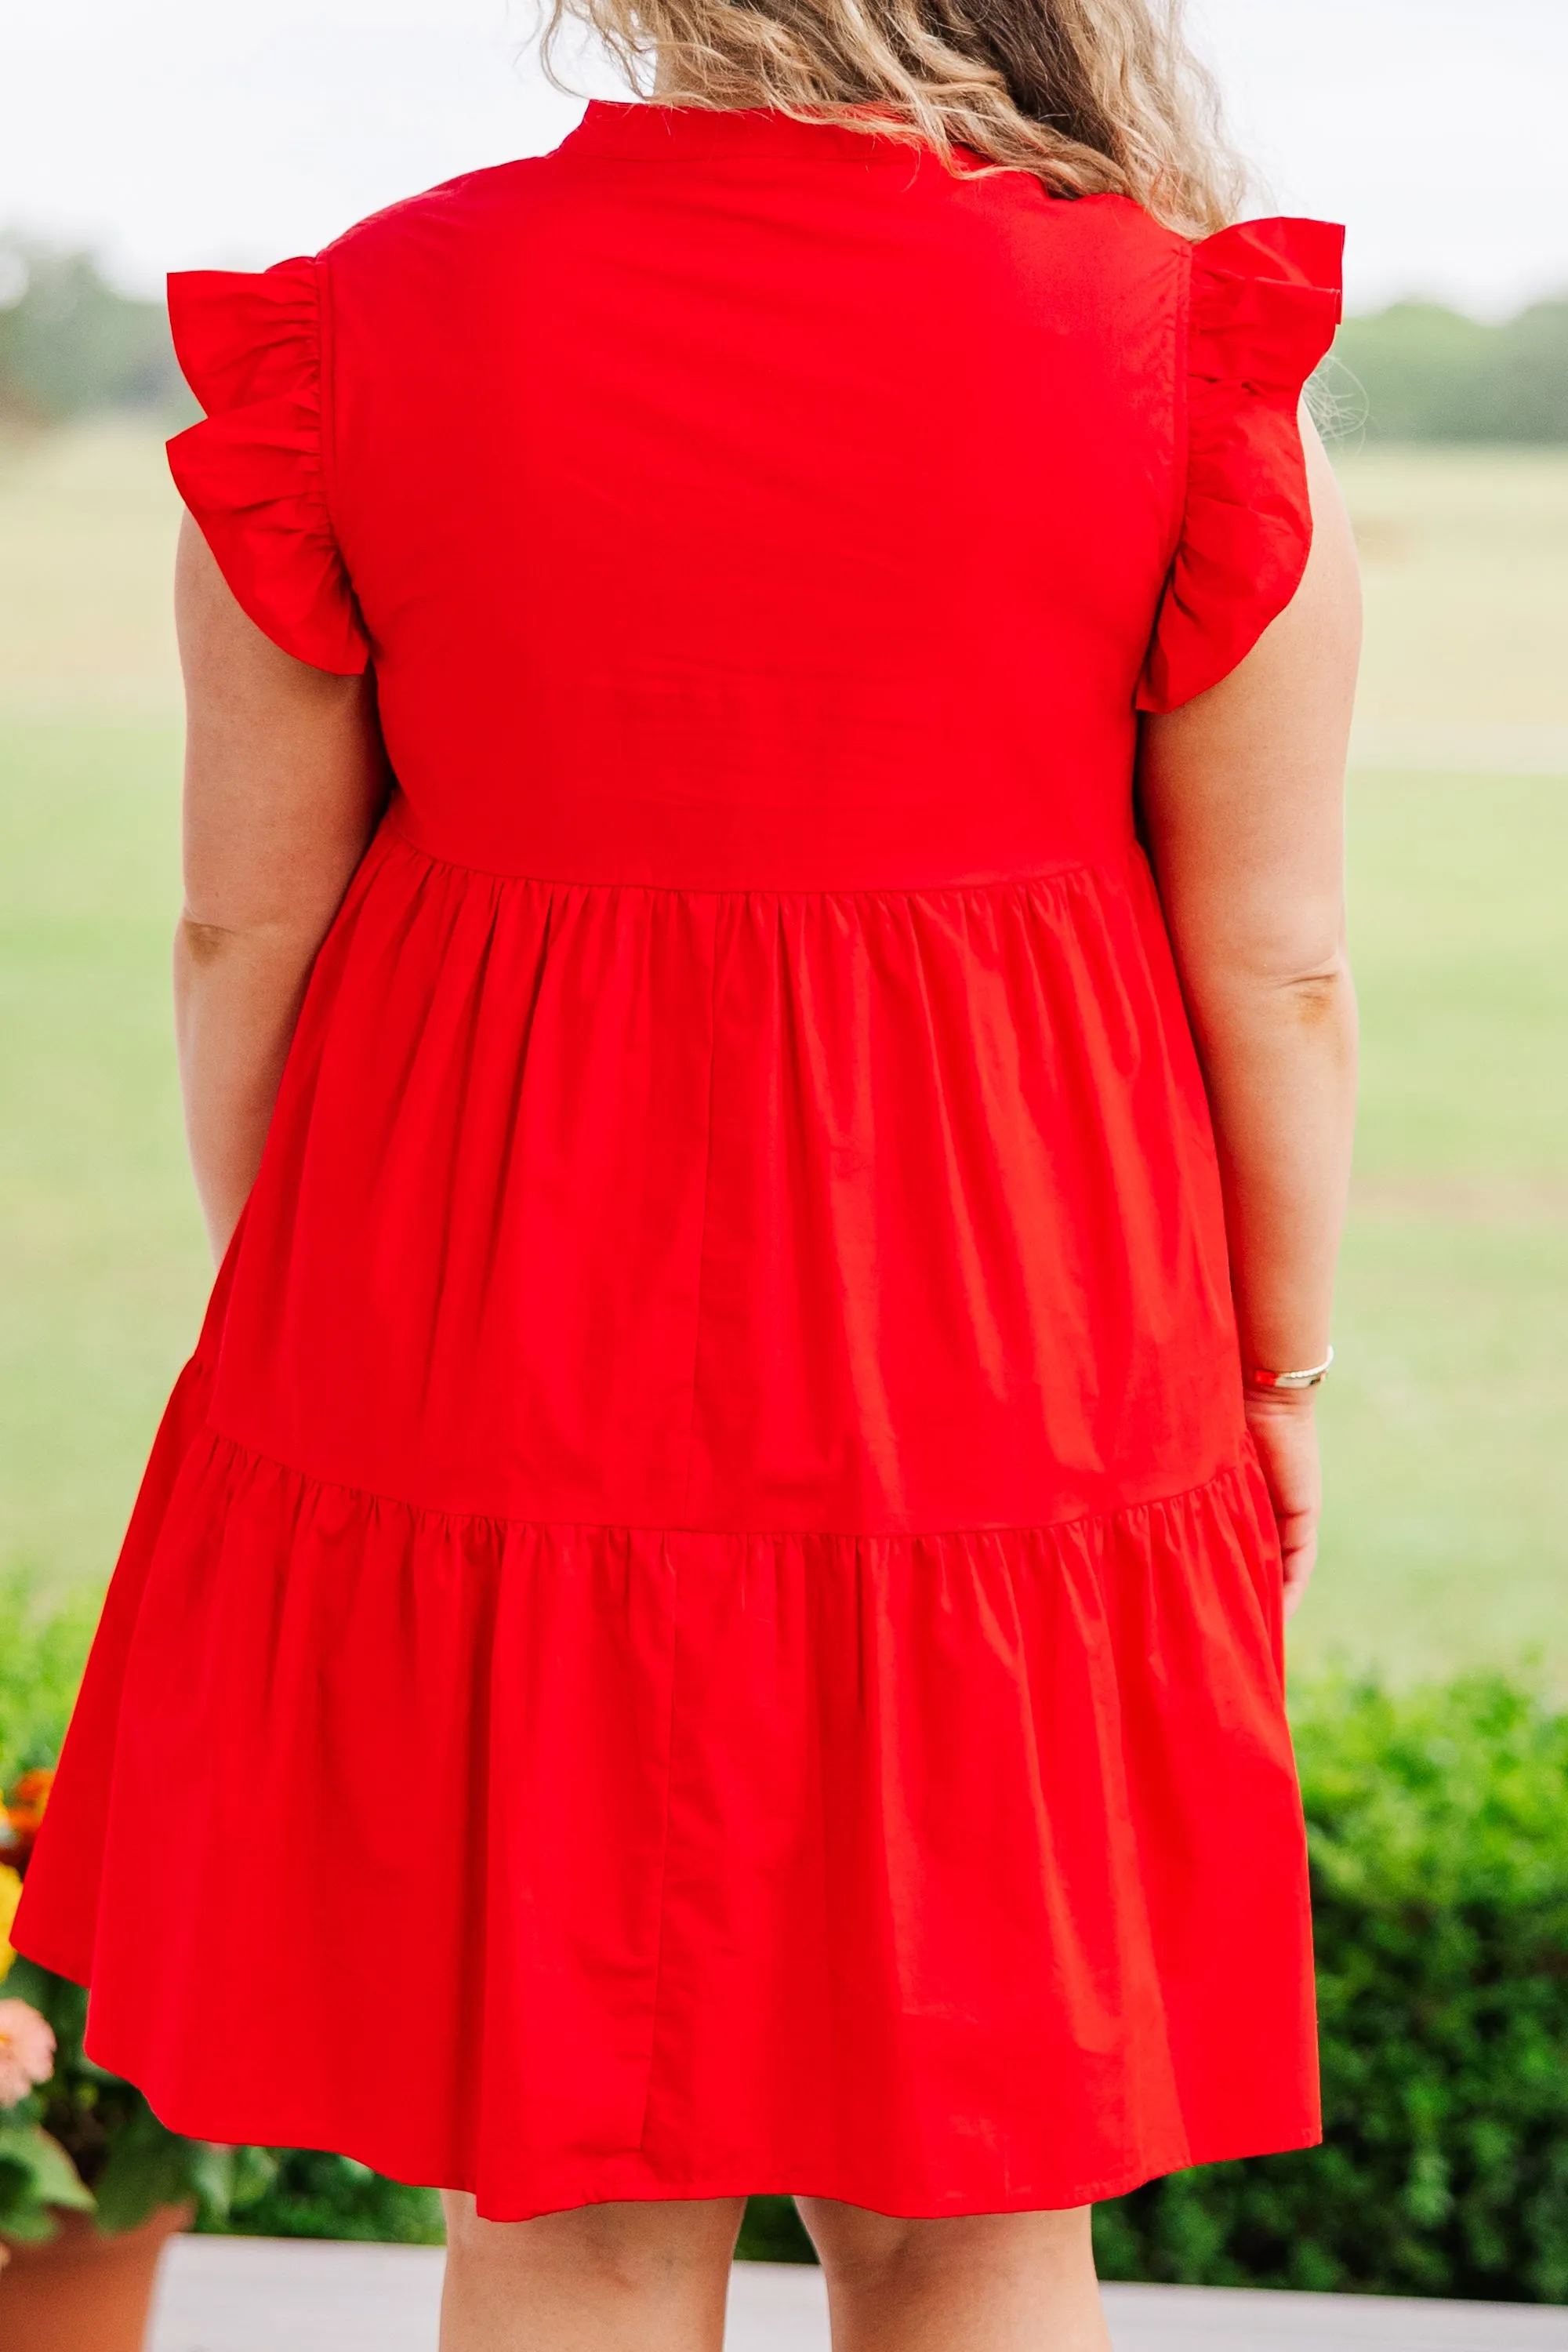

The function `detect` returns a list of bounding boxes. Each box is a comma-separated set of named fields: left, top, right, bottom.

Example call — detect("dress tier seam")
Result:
left=192, top=1415, right=1257, bottom=1547
left=677, top=901, right=725, bottom=1522
left=376, top=813, right=1134, bottom=906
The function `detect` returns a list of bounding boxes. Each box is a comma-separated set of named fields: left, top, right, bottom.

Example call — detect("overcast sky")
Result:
left=2, top=0, right=1565, bottom=317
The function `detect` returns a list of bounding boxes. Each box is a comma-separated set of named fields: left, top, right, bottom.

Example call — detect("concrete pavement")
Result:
left=149, top=2239, right=1568, bottom=2350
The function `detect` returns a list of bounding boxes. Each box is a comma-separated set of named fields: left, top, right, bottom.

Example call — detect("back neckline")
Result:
left=560, top=96, right=928, bottom=166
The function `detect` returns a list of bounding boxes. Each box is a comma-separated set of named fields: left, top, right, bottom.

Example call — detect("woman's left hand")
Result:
left=1243, top=1390, right=1322, bottom=1619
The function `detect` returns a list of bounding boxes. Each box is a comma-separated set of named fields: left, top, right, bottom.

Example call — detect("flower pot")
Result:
left=0, top=2201, right=192, bottom=2352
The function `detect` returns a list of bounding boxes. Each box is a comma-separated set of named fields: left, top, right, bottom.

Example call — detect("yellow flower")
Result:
left=0, top=1864, right=21, bottom=1984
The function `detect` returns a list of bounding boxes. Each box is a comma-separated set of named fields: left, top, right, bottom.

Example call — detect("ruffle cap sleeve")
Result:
left=1138, top=218, right=1344, bottom=713
left=165, top=260, right=369, bottom=676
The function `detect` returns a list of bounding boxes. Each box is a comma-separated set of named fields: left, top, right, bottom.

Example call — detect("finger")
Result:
left=1279, top=1529, right=1318, bottom=1618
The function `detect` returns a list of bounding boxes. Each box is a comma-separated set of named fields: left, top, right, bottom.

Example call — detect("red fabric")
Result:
left=1138, top=217, right=1345, bottom=712
left=19, top=102, right=1338, bottom=2218
left=167, top=262, right=369, bottom=676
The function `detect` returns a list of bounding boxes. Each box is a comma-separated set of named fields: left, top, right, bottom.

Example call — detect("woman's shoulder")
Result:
left=321, top=151, right=571, bottom=281
left=982, top=178, right=1338, bottom=321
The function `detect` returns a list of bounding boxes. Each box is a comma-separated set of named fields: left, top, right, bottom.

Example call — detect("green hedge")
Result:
left=1094, top=1675, right=1568, bottom=2300
left=5, top=1577, right=1568, bottom=2296
left=205, top=2150, right=445, bottom=2246
left=0, top=1574, right=96, bottom=1789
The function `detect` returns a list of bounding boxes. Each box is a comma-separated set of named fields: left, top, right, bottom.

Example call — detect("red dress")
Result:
left=18, top=101, right=1342, bottom=2220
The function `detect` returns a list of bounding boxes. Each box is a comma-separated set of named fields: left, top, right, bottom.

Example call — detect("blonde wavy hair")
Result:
left=542, top=0, right=1244, bottom=236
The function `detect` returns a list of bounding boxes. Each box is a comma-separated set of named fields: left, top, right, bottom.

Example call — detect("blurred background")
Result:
left=3, top=0, right=1568, bottom=2303
left=2, top=0, right=1566, bottom=1688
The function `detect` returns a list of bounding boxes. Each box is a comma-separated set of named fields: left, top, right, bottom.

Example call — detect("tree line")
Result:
left=2, top=229, right=1566, bottom=441
left=0, top=238, right=187, bottom=425
left=1332, top=298, right=1568, bottom=442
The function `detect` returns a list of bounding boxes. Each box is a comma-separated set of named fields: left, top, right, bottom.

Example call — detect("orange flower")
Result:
left=6, top=1769, right=53, bottom=1835
left=4, top=1769, right=53, bottom=1871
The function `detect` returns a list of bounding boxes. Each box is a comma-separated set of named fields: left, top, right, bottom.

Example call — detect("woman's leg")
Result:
left=797, top=2198, right=1112, bottom=2352
left=438, top=2192, right=746, bottom=2352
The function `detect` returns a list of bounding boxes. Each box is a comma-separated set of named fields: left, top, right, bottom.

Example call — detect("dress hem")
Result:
left=18, top=1901, right=1324, bottom=2223
left=48, top=1993, right=1319, bottom=2220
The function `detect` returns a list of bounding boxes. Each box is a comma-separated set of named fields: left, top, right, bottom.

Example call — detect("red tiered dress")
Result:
left=18, top=101, right=1343, bottom=2220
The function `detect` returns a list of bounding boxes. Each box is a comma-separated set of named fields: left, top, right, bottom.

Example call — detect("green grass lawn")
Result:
left=1306, top=773, right=1568, bottom=1677
left=1335, top=445, right=1568, bottom=766
left=0, top=716, right=207, bottom=1595
left=1, top=430, right=1565, bottom=1682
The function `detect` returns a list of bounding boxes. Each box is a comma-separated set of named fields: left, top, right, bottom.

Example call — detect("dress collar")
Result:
left=559, top=97, right=920, bottom=166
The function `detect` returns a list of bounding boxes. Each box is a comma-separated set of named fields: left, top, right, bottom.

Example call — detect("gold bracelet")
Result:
left=1248, top=1345, right=1334, bottom=1392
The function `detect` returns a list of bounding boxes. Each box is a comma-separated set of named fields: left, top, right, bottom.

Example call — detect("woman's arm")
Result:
left=1138, top=418, right=1361, bottom=1617
left=174, top=516, right=386, bottom=1261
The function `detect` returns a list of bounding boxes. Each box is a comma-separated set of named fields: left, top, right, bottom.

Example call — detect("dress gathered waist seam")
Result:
left=377, top=806, right=1141, bottom=902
